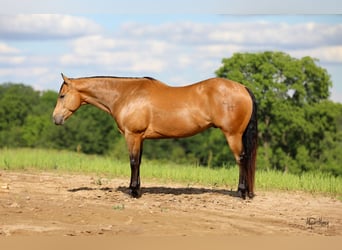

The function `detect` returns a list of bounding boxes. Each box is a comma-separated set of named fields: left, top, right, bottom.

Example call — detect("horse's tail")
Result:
left=242, top=87, right=258, bottom=198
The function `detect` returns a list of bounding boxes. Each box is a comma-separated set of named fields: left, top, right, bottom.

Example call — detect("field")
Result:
left=0, top=148, right=342, bottom=236
left=1, top=148, right=341, bottom=196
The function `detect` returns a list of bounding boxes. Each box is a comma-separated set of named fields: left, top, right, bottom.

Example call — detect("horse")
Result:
left=53, top=74, right=258, bottom=199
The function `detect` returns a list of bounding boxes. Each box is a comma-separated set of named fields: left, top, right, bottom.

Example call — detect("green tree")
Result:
left=0, top=83, right=39, bottom=147
left=0, top=84, right=39, bottom=129
left=21, top=91, right=59, bottom=147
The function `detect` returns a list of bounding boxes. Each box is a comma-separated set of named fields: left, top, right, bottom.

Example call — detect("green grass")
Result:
left=0, top=148, right=341, bottom=197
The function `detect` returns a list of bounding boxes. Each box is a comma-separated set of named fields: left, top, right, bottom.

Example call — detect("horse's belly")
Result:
left=144, top=112, right=211, bottom=139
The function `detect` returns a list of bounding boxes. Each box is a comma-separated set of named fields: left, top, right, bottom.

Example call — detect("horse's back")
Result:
left=147, top=77, right=247, bottom=99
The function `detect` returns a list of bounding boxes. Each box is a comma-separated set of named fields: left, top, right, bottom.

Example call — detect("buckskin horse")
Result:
left=53, top=74, right=258, bottom=199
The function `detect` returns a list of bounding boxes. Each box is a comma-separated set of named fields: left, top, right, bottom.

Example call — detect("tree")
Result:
left=0, top=84, right=39, bottom=129
left=0, top=83, right=39, bottom=147
left=21, top=91, right=59, bottom=147
left=216, top=51, right=340, bottom=175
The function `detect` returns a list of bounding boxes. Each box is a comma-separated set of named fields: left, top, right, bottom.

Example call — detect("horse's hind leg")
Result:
left=224, top=133, right=248, bottom=199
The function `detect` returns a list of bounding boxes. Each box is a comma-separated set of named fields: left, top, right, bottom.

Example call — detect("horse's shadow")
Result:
left=68, top=185, right=240, bottom=198
left=116, top=186, right=240, bottom=198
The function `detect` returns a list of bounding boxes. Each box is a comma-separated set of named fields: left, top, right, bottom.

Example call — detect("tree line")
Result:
left=1, top=51, right=341, bottom=176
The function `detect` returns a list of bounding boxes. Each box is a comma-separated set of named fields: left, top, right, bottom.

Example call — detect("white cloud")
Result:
left=0, top=14, right=101, bottom=40
left=70, top=35, right=173, bottom=55
left=196, top=44, right=245, bottom=57
left=60, top=35, right=174, bottom=73
left=290, top=45, right=342, bottom=63
left=71, top=35, right=116, bottom=54
left=0, top=55, right=25, bottom=65
left=0, top=42, right=25, bottom=65
left=121, top=21, right=342, bottom=49
left=55, top=19, right=342, bottom=91
left=0, top=42, right=20, bottom=54
left=0, top=66, right=49, bottom=77
left=126, top=20, right=342, bottom=69
left=224, top=22, right=341, bottom=48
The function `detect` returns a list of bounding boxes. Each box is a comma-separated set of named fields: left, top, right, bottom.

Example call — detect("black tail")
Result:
left=242, top=87, right=258, bottom=198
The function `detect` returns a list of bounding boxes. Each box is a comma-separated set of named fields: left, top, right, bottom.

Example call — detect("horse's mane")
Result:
left=74, top=76, right=156, bottom=81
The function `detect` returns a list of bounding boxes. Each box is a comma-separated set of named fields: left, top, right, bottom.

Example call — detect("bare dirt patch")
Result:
left=0, top=171, right=341, bottom=236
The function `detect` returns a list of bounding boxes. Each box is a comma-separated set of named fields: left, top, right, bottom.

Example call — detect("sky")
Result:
left=0, top=1, right=341, bottom=102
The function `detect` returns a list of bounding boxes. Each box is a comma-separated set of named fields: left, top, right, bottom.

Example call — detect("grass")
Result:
left=0, top=148, right=341, bottom=197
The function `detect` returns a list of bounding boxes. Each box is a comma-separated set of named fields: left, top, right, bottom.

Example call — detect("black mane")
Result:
left=75, top=76, right=156, bottom=81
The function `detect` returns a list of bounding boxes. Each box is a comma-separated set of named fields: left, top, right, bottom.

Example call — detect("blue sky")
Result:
left=0, top=2, right=341, bottom=102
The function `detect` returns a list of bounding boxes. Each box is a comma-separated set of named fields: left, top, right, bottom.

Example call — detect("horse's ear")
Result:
left=61, top=73, right=71, bottom=85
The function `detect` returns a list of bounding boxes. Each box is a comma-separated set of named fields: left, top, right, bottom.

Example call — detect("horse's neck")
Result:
left=77, top=78, right=119, bottom=115
left=76, top=77, right=135, bottom=116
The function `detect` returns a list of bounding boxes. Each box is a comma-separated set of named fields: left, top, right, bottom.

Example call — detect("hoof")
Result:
left=237, top=188, right=254, bottom=200
left=238, top=184, right=247, bottom=199
left=238, top=189, right=247, bottom=200
left=247, top=192, right=255, bottom=199
left=130, top=188, right=142, bottom=198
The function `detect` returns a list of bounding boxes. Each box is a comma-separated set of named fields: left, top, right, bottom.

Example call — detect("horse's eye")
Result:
left=60, top=94, right=65, bottom=99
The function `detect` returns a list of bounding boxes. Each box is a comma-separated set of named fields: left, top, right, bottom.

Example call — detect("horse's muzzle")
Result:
left=53, top=114, right=64, bottom=125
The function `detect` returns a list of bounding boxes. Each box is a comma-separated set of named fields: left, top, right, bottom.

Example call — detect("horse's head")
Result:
left=53, top=74, right=82, bottom=125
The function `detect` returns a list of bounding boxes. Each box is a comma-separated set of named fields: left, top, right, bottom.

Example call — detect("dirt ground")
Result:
left=0, top=171, right=341, bottom=236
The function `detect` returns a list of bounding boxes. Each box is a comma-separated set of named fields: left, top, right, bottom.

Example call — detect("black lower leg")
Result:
left=129, top=154, right=141, bottom=198
left=130, top=184, right=141, bottom=198
left=129, top=176, right=141, bottom=198
left=238, top=179, right=247, bottom=199
left=238, top=152, right=247, bottom=199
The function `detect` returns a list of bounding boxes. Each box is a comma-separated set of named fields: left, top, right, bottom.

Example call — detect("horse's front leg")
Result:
left=125, top=133, right=143, bottom=198
left=129, top=152, right=142, bottom=198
